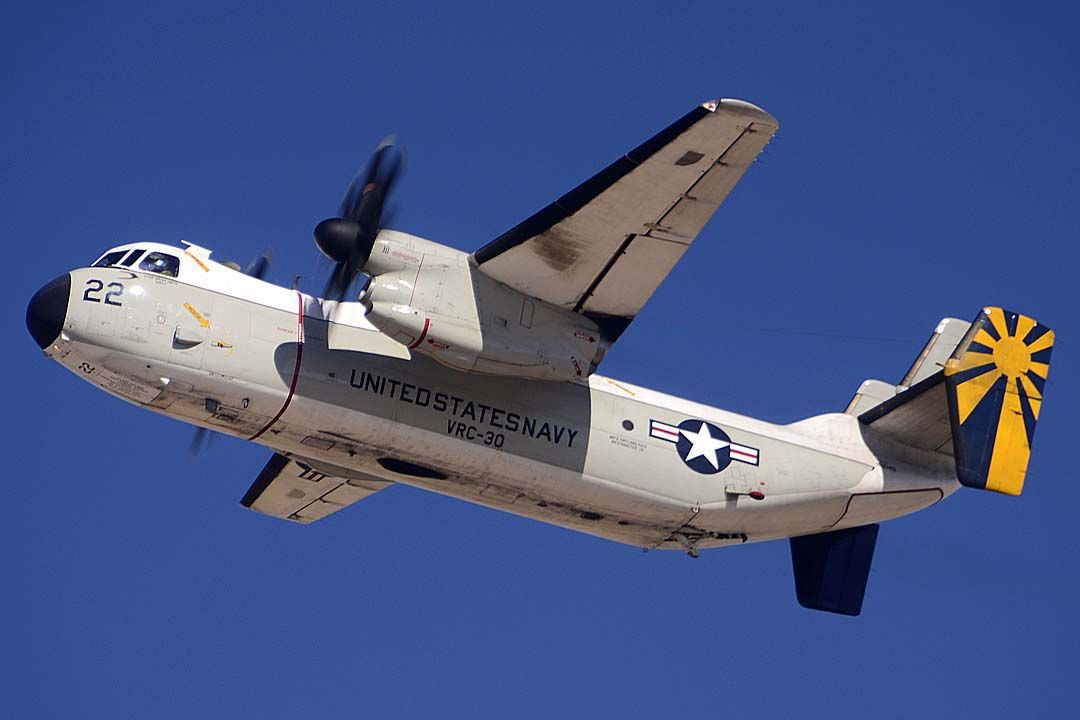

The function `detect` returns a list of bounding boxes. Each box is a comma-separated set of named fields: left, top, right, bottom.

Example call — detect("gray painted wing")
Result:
left=241, top=453, right=393, bottom=524
left=473, top=98, right=778, bottom=339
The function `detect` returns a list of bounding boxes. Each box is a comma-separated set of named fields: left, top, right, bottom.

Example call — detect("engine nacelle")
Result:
left=359, top=234, right=606, bottom=382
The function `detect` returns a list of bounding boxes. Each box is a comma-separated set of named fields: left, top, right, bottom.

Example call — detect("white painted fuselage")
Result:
left=39, top=241, right=959, bottom=552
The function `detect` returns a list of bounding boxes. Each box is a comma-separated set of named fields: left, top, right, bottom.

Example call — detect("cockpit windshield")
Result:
left=93, top=250, right=128, bottom=268
left=121, top=249, right=145, bottom=266
left=91, top=247, right=180, bottom=278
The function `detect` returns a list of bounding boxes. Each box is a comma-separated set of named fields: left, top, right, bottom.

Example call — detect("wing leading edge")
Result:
left=473, top=98, right=779, bottom=341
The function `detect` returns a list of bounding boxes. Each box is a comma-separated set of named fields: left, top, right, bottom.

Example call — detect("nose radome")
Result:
left=26, top=273, right=70, bottom=349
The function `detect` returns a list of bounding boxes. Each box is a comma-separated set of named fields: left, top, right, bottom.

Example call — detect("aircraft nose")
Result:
left=26, top=273, right=70, bottom=349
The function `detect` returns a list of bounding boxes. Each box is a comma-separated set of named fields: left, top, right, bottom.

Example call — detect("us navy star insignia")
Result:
left=649, top=418, right=760, bottom=474
left=679, top=421, right=730, bottom=469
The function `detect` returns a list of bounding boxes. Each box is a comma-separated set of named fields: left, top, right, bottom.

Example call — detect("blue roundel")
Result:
left=675, top=420, right=732, bottom=474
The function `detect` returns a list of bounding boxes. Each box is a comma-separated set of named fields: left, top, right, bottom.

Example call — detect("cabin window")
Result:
left=93, top=250, right=128, bottom=268
left=138, top=252, right=180, bottom=278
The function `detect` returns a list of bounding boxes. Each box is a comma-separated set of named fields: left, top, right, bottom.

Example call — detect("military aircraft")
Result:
left=26, top=98, right=1054, bottom=616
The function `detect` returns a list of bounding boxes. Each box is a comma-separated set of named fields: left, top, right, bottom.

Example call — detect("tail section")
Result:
left=845, top=317, right=969, bottom=418
left=807, top=307, right=1053, bottom=615
left=944, top=307, right=1054, bottom=495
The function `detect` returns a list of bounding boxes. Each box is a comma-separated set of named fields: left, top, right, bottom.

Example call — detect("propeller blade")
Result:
left=190, top=427, right=214, bottom=456
left=339, top=135, right=401, bottom=221
left=316, top=137, right=406, bottom=302
left=323, top=261, right=354, bottom=302
left=244, top=250, right=272, bottom=280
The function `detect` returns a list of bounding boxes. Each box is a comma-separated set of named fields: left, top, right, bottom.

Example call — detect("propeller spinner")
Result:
left=315, top=138, right=405, bottom=302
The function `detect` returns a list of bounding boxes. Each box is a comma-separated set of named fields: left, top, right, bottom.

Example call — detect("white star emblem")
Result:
left=679, top=421, right=730, bottom=470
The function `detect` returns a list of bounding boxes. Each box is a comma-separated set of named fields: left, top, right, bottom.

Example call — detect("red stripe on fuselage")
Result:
left=407, top=318, right=431, bottom=349
left=249, top=292, right=305, bottom=441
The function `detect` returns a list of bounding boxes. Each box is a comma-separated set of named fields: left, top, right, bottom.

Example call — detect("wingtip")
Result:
left=702, top=98, right=779, bottom=127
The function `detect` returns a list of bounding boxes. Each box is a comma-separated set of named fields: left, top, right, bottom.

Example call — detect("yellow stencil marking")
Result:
left=185, top=252, right=210, bottom=272
left=604, top=378, right=636, bottom=397
left=183, top=303, right=211, bottom=329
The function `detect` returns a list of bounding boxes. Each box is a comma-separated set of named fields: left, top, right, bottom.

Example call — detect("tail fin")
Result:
left=944, top=307, right=1054, bottom=495
left=845, top=317, right=969, bottom=418
left=791, top=524, right=879, bottom=616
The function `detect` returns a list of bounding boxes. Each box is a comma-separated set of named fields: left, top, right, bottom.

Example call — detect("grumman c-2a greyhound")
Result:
left=26, top=98, right=1055, bottom=615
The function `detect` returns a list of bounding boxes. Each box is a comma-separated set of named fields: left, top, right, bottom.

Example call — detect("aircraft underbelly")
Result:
left=51, top=341, right=920, bottom=548
left=240, top=340, right=887, bottom=546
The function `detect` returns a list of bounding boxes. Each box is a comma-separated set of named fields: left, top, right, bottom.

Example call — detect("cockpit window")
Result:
left=93, top=250, right=128, bottom=268
left=138, top=252, right=180, bottom=278
left=121, top=248, right=145, bottom=267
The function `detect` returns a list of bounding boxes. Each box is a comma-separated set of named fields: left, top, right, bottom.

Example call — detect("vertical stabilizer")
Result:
left=790, top=524, right=880, bottom=616
left=944, top=307, right=1054, bottom=495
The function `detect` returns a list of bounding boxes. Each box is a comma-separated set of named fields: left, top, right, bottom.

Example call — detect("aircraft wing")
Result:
left=472, top=98, right=778, bottom=340
left=240, top=453, right=393, bottom=524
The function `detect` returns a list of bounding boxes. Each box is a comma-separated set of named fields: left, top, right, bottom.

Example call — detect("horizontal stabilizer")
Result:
left=859, top=373, right=952, bottom=454
left=790, top=524, right=879, bottom=616
left=845, top=379, right=899, bottom=417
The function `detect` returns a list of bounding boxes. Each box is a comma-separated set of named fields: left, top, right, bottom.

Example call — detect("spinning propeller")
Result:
left=314, top=137, right=405, bottom=302
left=193, top=137, right=405, bottom=456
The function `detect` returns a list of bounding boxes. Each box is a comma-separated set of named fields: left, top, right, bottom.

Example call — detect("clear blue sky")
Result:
left=4, top=2, right=1078, bottom=717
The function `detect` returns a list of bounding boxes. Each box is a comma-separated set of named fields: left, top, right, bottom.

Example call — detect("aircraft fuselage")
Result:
left=30, top=244, right=957, bottom=553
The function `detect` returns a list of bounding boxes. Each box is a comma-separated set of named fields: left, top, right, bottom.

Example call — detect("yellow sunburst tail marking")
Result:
left=944, top=307, right=1054, bottom=495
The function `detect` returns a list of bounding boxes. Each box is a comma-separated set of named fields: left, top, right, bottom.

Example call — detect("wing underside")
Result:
left=241, top=453, right=393, bottom=524
left=473, top=98, right=779, bottom=340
